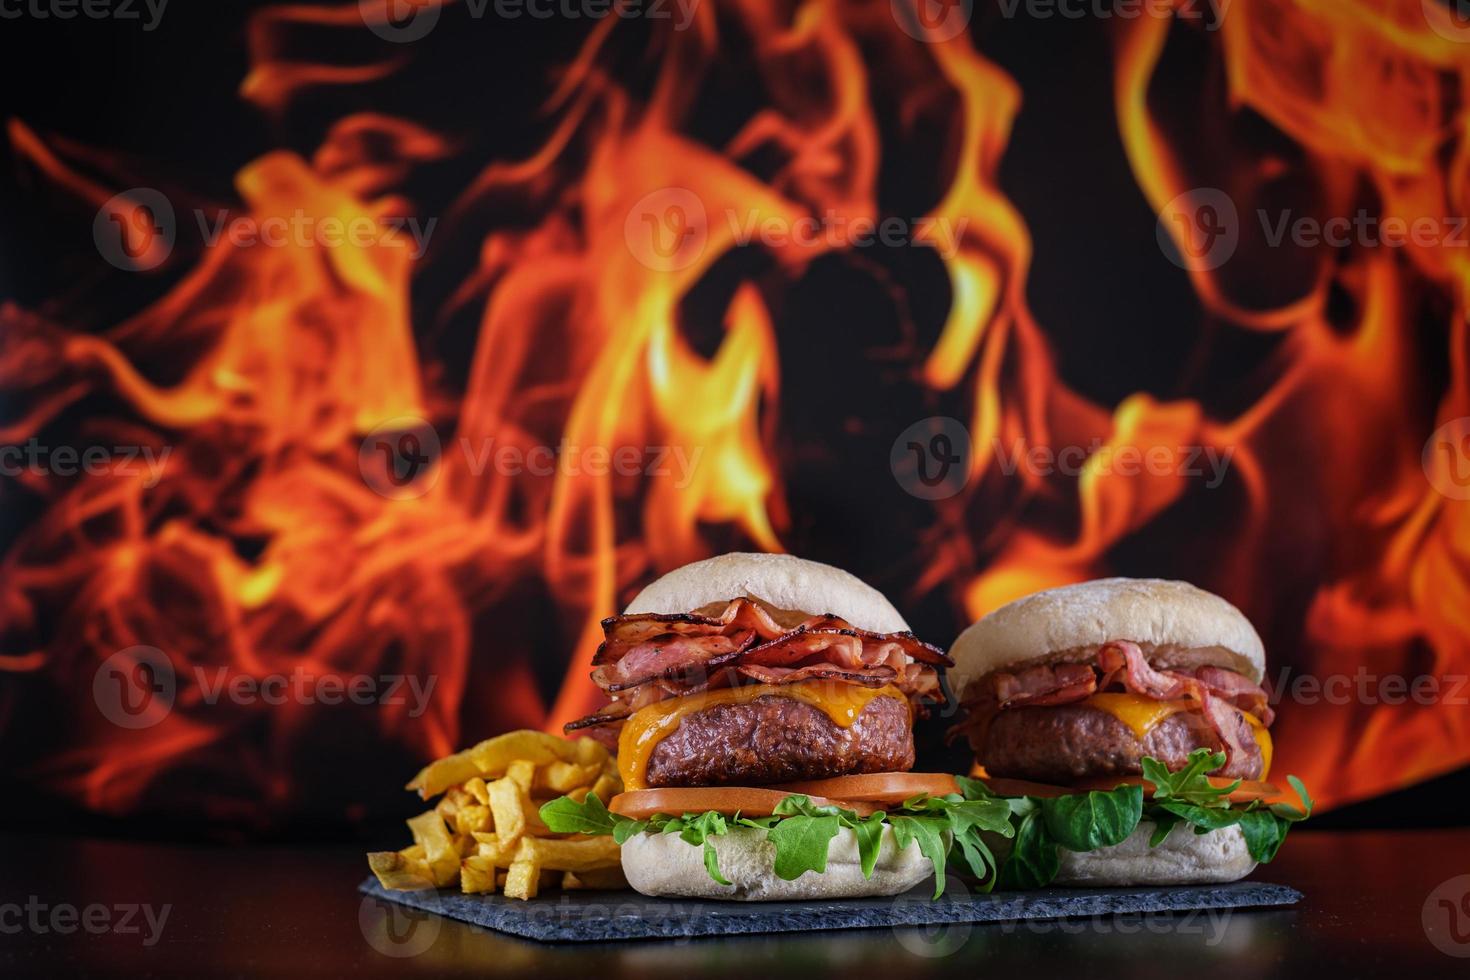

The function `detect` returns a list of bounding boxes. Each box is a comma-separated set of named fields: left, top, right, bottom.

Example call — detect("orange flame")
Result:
left=1, top=0, right=1467, bottom=826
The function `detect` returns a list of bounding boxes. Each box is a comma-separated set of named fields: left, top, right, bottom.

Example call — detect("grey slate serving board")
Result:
left=358, top=877, right=1301, bottom=943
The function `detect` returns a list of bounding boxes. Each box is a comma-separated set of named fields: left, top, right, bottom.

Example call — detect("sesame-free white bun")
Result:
left=949, top=578, right=1265, bottom=698
left=624, top=553, right=910, bottom=634
left=1053, top=822, right=1257, bottom=886
left=620, top=825, right=934, bottom=900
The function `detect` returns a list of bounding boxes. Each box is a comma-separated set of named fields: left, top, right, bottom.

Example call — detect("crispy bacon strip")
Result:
left=1198, top=665, right=1276, bottom=725
left=992, top=662, right=1099, bottom=708
left=735, top=662, right=899, bottom=687
left=1094, top=641, right=1254, bottom=768
left=594, top=598, right=789, bottom=664
left=949, top=641, right=1272, bottom=772
left=591, top=631, right=753, bottom=692
left=566, top=597, right=951, bottom=736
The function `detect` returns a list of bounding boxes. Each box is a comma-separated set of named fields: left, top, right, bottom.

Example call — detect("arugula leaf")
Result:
left=1144, top=749, right=1238, bottom=807
left=1271, top=775, right=1314, bottom=821
left=1154, top=800, right=1249, bottom=833
left=1041, top=785, right=1143, bottom=851
left=1148, top=809, right=1182, bottom=847
left=1235, top=809, right=1288, bottom=863
left=771, top=795, right=843, bottom=819
left=995, top=809, right=1059, bottom=890
left=853, top=813, right=887, bottom=880
left=953, top=775, right=994, bottom=800
left=766, top=814, right=842, bottom=880
left=538, top=792, right=617, bottom=835
left=702, top=841, right=732, bottom=886
left=612, top=818, right=649, bottom=844
left=888, top=815, right=951, bottom=900
left=951, top=827, right=998, bottom=888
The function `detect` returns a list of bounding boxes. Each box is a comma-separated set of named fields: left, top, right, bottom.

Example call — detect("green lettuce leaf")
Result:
left=1040, top=785, right=1143, bottom=851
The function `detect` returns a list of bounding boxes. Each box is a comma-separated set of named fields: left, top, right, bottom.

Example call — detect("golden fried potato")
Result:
left=406, top=731, right=610, bottom=800
left=367, top=850, right=435, bottom=891
left=460, top=856, right=499, bottom=895
left=513, top=835, right=621, bottom=872
left=406, top=811, right=461, bottom=887
left=503, top=859, right=540, bottom=900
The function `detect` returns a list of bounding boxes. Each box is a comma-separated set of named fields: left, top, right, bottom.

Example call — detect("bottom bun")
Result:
left=621, top=826, right=934, bottom=901
left=1054, top=822, right=1257, bottom=886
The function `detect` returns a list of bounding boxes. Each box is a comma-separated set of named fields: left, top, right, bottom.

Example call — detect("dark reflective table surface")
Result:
left=2, top=829, right=1467, bottom=978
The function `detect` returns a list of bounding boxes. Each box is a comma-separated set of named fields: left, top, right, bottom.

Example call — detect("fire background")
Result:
left=3, top=0, right=1470, bottom=852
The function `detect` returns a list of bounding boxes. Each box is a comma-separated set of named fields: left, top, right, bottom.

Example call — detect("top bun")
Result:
left=949, top=577, right=1264, bottom=697
left=625, top=553, right=910, bottom=634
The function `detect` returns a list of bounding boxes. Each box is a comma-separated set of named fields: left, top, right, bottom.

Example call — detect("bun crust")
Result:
left=949, top=578, right=1264, bottom=697
left=620, top=826, right=932, bottom=900
left=1054, top=822, right=1257, bottom=886
left=625, top=553, right=910, bottom=634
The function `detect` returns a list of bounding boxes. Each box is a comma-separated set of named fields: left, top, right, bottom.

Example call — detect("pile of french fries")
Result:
left=366, top=730, right=624, bottom=900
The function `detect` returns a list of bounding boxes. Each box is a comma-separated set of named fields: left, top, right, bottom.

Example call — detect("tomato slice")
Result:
left=971, top=765, right=1294, bottom=806
left=609, top=787, right=881, bottom=821
left=767, top=772, right=961, bottom=804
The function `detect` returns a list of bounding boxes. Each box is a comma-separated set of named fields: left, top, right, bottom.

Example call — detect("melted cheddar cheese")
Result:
left=1245, top=711, right=1273, bottom=779
left=617, top=682, right=905, bottom=790
left=1083, top=693, right=1273, bottom=776
left=1083, top=693, right=1193, bottom=740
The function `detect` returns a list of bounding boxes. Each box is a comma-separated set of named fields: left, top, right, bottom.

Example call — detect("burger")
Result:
left=948, top=577, right=1312, bottom=887
left=541, top=552, right=992, bottom=901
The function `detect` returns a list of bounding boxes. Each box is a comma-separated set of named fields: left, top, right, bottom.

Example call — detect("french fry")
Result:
left=471, top=831, right=517, bottom=866
left=504, top=859, right=541, bottom=900
left=408, top=731, right=579, bottom=799
left=453, top=804, right=492, bottom=837
left=589, top=771, right=621, bottom=803
left=535, top=761, right=600, bottom=795
left=574, top=737, right=610, bottom=767
left=460, top=856, right=499, bottom=895
left=407, top=810, right=461, bottom=887
left=514, top=835, right=621, bottom=872
left=505, top=759, right=536, bottom=792
left=562, top=868, right=628, bottom=890
left=367, top=851, right=436, bottom=891
left=376, top=730, right=629, bottom=899
left=486, top=778, right=527, bottom=847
